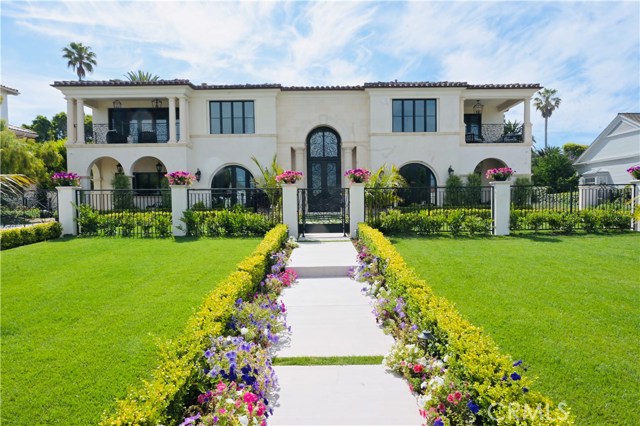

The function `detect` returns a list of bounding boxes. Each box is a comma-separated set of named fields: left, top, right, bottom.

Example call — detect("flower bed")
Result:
left=100, top=225, right=290, bottom=425
left=353, top=224, right=573, bottom=426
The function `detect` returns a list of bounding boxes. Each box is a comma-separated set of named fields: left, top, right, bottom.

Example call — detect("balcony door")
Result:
left=464, top=114, right=482, bottom=142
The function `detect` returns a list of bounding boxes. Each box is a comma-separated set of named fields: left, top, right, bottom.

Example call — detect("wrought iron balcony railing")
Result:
left=465, top=124, right=523, bottom=144
left=92, top=123, right=180, bottom=144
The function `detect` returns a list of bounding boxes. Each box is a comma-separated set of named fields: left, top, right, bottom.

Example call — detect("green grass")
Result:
left=1, top=237, right=260, bottom=426
left=272, top=355, right=384, bottom=366
left=392, top=234, right=640, bottom=426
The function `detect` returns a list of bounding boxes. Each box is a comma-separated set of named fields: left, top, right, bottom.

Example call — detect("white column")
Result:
left=178, top=97, right=189, bottom=142
left=66, top=98, right=76, bottom=143
left=282, top=184, right=299, bottom=239
left=632, top=180, right=640, bottom=232
left=578, top=185, right=595, bottom=210
left=343, top=146, right=353, bottom=187
left=490, top=181, right=511, bottom=236
left=76, top=98, right=85, bottom=144
left=523, top=97, right=532, bottom=145
left=349, top=183, right=365, bottom=238
left=56, top=186, right=79, bottom=236
left=168, top=97, right=177, bottom=143
left=170, top=185, right=189, bottom=236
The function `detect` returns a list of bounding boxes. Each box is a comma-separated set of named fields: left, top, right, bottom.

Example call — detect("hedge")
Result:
left=357, top=224, right=573, bottom=425
left=99, top=224, right=288, bottom=425
left=0, top=222, right=62, bottom=250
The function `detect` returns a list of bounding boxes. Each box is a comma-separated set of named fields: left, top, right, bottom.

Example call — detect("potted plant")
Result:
left=51, top=172, right=80, bottom=187
left=626, top=165, right=640, bottom=180
left=166, top=171, right=196, bottom=186
left=485, top=167, right=514, bottom=182
left=344, top=168, right=372, bottom=184
left=275, top=170, right=303, bottom=185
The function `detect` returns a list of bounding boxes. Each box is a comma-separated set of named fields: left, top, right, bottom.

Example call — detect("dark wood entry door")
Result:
left=307, top=127, right=341, bottom=212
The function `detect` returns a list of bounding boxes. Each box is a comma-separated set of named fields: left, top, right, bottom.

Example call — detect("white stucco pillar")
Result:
left=282, top=184, right=298, bottom=239
left=523, top=97, right=532, bottom=145
left=56, top=186, right=79, bottom=236
left=578, top=185, right=596, bottom=210
left=178, top=97, right=189, bottom=142
left=343, top=146, right=353, bottom=186
left=168, top=97, right=177, bottom=143
left=76, top=98, right=85, bottom=144
left=66, top=98, right=76, bottom=143
left=490, top=181, right=511, bottom=236
left=349, top=183, right=365, bottom=238
left=294, top=148, right=305, bottom=181
left=170, top=185, right=189, bottom=236
left=632, top=180, right=640, bottom=232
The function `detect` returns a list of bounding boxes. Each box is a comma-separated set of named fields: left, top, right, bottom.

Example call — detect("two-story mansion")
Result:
left=53, top=80, right=539, bottom=195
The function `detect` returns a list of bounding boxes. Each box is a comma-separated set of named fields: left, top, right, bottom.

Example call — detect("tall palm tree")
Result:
left=62, top=42, right=97, bottom=81
left=124, top=70, right=160, bottom=82
left=533, top=88, right=561, bottom=149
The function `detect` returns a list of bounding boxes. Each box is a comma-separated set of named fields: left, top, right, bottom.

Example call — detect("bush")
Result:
left=76, top=207, right=173, bottom=237
left=0, top=221, right=62, bottom=250
left=357, top=224, right=573, bottom=426
left=111, top=174, right=134, bottom=210
left=100, top=225, right=288, bottom=425
left=181, top=209, right=276, bottom=238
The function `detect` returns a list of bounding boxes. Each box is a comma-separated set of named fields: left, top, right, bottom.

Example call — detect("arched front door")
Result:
left=307, top=127, right=341, bottom=212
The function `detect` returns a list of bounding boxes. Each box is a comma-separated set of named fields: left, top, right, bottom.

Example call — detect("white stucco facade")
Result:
left=53, top=80, right=539, bottom=190
left=575, top=113, right=640, bottom=184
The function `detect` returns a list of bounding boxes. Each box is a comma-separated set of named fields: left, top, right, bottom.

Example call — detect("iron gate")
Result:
left=298, top=188, right=349, bottom=236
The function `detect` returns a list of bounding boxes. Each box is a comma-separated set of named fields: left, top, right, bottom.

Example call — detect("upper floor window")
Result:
left=392, top=99, right=437, bottom=132
left=210, top=101, right=255, bottom=134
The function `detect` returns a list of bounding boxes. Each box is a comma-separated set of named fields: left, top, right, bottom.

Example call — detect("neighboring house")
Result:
left=52, top=79, right=539, bottom=201
left=574, top=113, right=640, bottom=185
left=1, top=84, right=38, bottom=140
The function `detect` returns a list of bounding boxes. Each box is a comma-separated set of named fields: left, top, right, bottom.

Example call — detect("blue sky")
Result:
left=2, top=0, right=639, bottom=148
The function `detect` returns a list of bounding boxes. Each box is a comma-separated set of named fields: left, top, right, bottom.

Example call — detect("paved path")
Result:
left=270, top=241, right=421, bottom=426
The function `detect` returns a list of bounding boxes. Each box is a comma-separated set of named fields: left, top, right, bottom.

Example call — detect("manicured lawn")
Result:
left=392, top=234, right=639, bottom=426
left=1, top=237, right=260, bottom=425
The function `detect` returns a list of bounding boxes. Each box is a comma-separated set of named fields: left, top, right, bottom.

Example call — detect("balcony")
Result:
left=465, top=124, right=523, bottom=144
left=92, top=122, right=180, bottom=144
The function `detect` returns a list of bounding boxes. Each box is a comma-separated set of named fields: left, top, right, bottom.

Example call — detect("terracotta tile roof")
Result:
left=1, top=84, right=20, bottom=95
left=8, top=124, right=38, bottom=139
left=51, top=80, right=541, bottom=91
left=620, top=113, right=640, bottom=124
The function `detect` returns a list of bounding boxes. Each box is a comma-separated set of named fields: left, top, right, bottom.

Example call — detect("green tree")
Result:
left=62, top=42, right=97, bottom=81
left=84, top=115, right=93, bottom=143
left=23, top=115, right=53, bottom=142
left=562, top=143, right=588, bottom=163
left=445, top=174, right=464, bottom=206
left=465, top=173, right=482, bottom=204
left=532, top=147, right=578, bottom=191
left=111, top=173, right=134, bottom=210
left=124, top=70, right=160, bottom=82
left=0, top=128, right=47, bottom=181
left=533, top=88, right=562, bottom=149
left=51, top=112, right=67, bottom=140
left=503, top=119, right=523, bottom=134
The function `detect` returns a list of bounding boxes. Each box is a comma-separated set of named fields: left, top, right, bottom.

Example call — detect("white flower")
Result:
left=429, top=376, right=445, bottom=389
left=443, top=355, right=450, bottom=363
left=238, top=415, right=249, bottom=426
left=240, top=327, right=248, bottom=335
left=225, top=398, right=235, bottom=404
left=420, top=381, right=428, bottom=389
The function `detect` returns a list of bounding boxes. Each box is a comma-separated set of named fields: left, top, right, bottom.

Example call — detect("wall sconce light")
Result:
left=116, top=163, right=123, bottom=174
left=112, top=100, right=122, bottom=109
left=195, top=168, right=202, bottom=182
left=473, top=100, right=483, bottom=114
left=151, top=98, right=163, bottom=108
left=156, top=162, right=163, bottom=173
left=448, top=165, right=454, bottom=176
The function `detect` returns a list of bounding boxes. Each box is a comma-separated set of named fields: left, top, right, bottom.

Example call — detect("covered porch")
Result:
left=461, top=96, right=533, bottom=145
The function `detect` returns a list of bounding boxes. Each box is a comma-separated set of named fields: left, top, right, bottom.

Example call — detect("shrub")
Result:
left=100, top=225, right=288, bottom=425
left=0, top=221, right=62, bottom=250
left=465, top=173, right=482, bottom=205
left=464, top=216, right=491, bottom=236
left=445, top=175, right=464, bottom=206
left=447, top=210, right=465, bottom=236
left=76, top=204, right=100, bottom=235
left=111, top=174, right=134, bottom=210
left=357, top=224, right=573, bottom=426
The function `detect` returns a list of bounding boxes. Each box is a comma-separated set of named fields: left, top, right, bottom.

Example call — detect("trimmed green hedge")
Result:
left=511, top=209, right=631, bottom=233
left=180, top=209, right=277, bottom=237
left=357, top=224, right=573, bottom=425
left=0, top=222, right=62, bottom=250
left=99, top=224, right=288, bottom=425
left=372, top=209, right=492, bottom=236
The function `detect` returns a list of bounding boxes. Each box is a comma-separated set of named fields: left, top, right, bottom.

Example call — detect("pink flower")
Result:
left=447, top=394, right=455, bottom=403
left=243, top=392, right=259, bottom=404
left=454, top=391, right=463, bottom=401
left=219, top=408, right=227, bottom=414
left=413, top=364, right=424, bottom=374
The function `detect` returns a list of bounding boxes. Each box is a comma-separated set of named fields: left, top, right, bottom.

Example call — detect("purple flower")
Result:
left=522, top=387, right=529, bottom=393
left=513, top=360, right=523, bottom=367
left=467, top=400, right=480, bottom=414
left=510, top=372, right=521, bottom=381
left=179, top=413, right=201, bottom=426
left=204, top=349, right=213, bottom=358
left=434, top=418, right=444, bottom=426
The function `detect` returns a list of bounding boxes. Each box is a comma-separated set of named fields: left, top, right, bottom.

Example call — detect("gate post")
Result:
left=632, top=180, right=640, bottom=232
left=170, top=185, right=189, bottom=236
left=490, top=181, right=511, bottom=236
left=282, top=184, right=299, bottom=239
left=56, top=186, right=79, bottom=236
left=349, top=183, right=365, bottom=238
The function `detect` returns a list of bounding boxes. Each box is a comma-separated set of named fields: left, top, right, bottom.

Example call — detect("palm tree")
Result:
left=533, top=88, right=561, bottom=149
left=124, top=70, right=160, bottom=82
left=62, top=42, right=97, bottom=81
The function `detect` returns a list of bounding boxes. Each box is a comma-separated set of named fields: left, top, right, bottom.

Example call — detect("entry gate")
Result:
left=298, top=188, right=349, bottom=237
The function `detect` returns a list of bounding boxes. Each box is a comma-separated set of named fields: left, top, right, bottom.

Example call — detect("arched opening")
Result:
left=210, top=165, right=255, bottom=208
left=86, top=156, right=120, bottom=190
left=131, top=157, right=167, bottom=194
left=306, top=127, right=341, bottom=212
left=399, top=163, right=437, bottom=206
left=474, top=158, right=508, bottom=185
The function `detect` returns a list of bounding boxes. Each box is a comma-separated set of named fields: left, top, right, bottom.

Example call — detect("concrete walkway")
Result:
left=270, top=241, right=421, bottom=426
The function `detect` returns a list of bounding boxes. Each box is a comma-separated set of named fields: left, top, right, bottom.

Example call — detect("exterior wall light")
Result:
left=116, top=163, right=123, bottom=174
left=156, top=162, right=163, bottom=173
left=112, top=100, right=122, bottom=109
left=195, top=168, right=202, bottom=182
left=473, top=100, right=483, bottom=114
left=448, top=165, right=454, bottom=176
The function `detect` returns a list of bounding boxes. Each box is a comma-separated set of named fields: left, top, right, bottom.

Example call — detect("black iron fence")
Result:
left=75, top=189, right=172, bottom=237
left=298, top=188, right=350, bottom=236
left=1, top=189, right=58, bottom=228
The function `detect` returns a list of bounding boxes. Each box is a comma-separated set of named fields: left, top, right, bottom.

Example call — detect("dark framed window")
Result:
left=108, top=108, right=179, bottom=143
left=392, top=99, right=437, bottom=132
left=133, top=172, right=164, bottom=195
left=210, top=101, right=255, bottom=134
